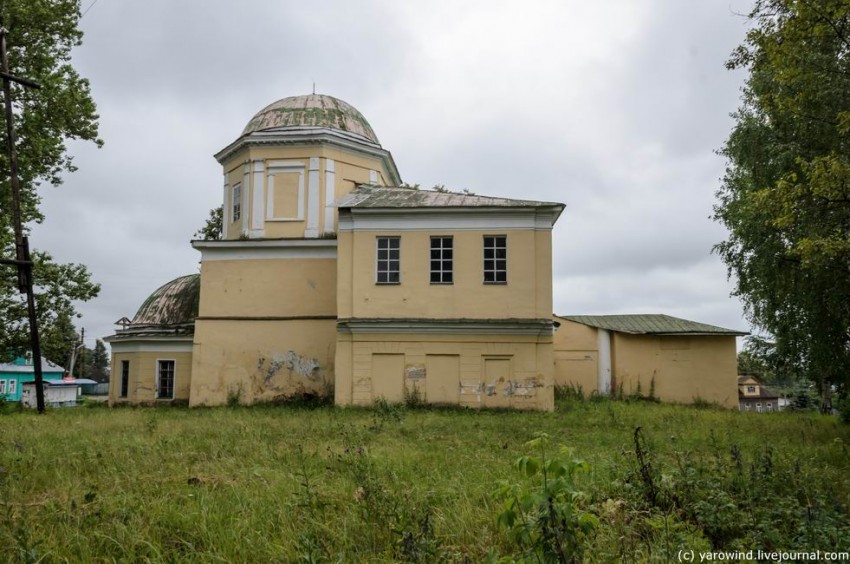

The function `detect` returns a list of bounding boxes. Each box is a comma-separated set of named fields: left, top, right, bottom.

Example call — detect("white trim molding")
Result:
left=109, top=339, right=194, bottom=354
left=251, top=160, right=265, bottom=236
left=192, top=238, right=338, bottom=261
left=324, top=159, right=336, bottom=234
left=337, top=318, right=554, bottom=336
left=266, top=160, right=306, bottom=221
left=338, top=207, right=563, bottom=232
left=306, top=157, right=320, bottom=237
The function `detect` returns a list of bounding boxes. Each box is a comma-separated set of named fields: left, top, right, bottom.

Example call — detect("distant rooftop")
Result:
left=556, top=314, right=748, bottom=336
left=336, top=185, right=564, bottom=210
left=0, top=356, right=64, bottom=373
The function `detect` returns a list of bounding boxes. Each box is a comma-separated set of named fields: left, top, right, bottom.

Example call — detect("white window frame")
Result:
left=0, top=379, right=6, bottom=394
left=232, top=183, right=242, bottom=223
left=430, top=236, right=453, bottom=284
left=756, top=402, right=762, bottom=413
left=376, top=236, right=401, bottom=284
left=747, top=385, right=755, bottom=393
left=767, top=403, right=773, bottom=412
left=483, top=235, right=507, bottom=284
left=156, top=359, right=176, bottom=400
left=8, top=379, right=16, bottom=395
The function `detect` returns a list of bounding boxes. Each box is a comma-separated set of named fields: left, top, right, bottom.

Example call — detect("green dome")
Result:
left=241, top=94, right=379, bottom=144
left=132, top=274, right=200, bottom=327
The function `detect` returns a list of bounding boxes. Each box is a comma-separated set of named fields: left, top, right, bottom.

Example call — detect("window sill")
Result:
left=375, top=282, right=401, bottom=286
left=483, top=282, right=508, bottom=285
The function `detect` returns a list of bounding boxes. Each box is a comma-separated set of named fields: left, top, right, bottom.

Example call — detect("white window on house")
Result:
left=157, top=360, right=175, bottom=399
left=0, top=380, right=6, bottom=394
left=120, top=360, right=130, bottom=398
left=430, top=236, right=453, bottom=284
left=483, top=235, right=507, bottom=284
left=744, top=403, right=750, bottom=411
left=756, top=403, right=762, bottom=412
left=747, top=385, right=755, bottom=393
left=767, top=403, right=773, bottom=412
left=8, top=380, right=16, bottom=395
left=232, top=183, right=242, bottom=222
left=376, top=237, right=400, bottom=284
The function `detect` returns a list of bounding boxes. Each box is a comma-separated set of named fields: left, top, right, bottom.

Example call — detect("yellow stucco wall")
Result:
left=552, top=320, right=598, bottom=394
left=613, top=333, right=738, bottom=407
left=198, top=258, right=336, bottom=318
left=190, top=319, right=336, bottom=406
left=109, top=350, right=192, bottom=404
left=552, top=318, right=738, bottom=407
left=220, top=145, right=395, bottom=240
left=335, top=332, right=554, bottom=411
left=337, top=230, right=553, bottom=320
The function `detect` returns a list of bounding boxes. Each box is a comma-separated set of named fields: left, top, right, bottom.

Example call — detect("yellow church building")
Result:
left=106, top=94, right=564, bottom=410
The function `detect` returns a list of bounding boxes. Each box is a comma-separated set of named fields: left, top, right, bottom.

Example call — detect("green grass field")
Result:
left=1, top=397, right=849, bottom=562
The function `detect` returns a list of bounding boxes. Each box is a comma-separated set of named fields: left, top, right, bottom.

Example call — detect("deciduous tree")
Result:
left=0, top=0, right=101, bottom=360
left=715, top=0, right=850, bottom=411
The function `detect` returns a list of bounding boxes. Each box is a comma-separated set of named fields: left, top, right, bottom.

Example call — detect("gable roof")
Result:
left=555, top=314, right=748, bottom=336
left=336, top=185, right=564, bottom=211
left=0, top=357, right=65, bottom=374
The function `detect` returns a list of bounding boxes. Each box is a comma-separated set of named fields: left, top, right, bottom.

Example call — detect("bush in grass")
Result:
left=611, top=426, right=850, bottom=553
left=493, top=432, right=598, bottom=562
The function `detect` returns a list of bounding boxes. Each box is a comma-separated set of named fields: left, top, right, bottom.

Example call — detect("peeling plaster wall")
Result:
left=109, top=350, right=192, bottom=404
left=190, top=319, right=336, bottom=406
left=335, top=332, right=554, bottom=411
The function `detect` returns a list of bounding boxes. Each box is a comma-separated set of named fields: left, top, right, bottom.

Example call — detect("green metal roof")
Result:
left=132, top=274, right=200, bottom=327
left=242, top=94, right=379, bottom=144
left=555, top=314, right=748, bottom=336
left=336, top=185, right=564, bottom=210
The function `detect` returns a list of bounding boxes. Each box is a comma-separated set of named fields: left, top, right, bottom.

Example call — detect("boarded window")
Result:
left=371, top=354, right=404, bottom=402
left=425, top=355, right=460, bottom=404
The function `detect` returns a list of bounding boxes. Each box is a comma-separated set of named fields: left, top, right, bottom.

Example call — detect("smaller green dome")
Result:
left=132, top=274, right=200, bottom=327
left=242, top=94, right=379, bottom=144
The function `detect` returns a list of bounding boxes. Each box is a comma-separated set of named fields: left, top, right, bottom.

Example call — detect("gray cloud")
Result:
left=29, top=0, right=753, bottom=350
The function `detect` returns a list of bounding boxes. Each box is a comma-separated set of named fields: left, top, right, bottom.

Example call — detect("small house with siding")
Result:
left=737, top=375, right=780, bottom=412
left=0, top=355, right=65, bottom=402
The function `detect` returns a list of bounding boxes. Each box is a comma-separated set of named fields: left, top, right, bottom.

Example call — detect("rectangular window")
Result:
left=756, top=402, right=762, bottom=413
left=747, top=385, right=755, bottom=393
left=483, top=235, right=507, bottom=284
left=430, top=236, right=453, bottom=284
left=0, top=380, right=6, bottom=394
left=376, top=237, right=400, bottom=284
left=8, top=380, right=16, bottom=395
left=157, top=360, right=175, bottom=399
left=232, top=184, right=242, bottom=222
left=120, top=360, right=130, bottom=398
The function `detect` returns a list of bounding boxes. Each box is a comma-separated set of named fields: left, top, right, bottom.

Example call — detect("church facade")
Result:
left=106, top=94, right=564, bottom=410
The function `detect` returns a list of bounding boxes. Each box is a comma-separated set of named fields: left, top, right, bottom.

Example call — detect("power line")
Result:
left=81, top=0, right=99, bottom=19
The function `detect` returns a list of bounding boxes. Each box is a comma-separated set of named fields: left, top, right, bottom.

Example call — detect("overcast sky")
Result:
left=33, top=0, right=755, bottom=350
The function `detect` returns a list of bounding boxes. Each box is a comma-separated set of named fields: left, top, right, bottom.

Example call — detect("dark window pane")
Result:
left=431, top=249, right=440, bottom=259
left=444, top=249, right=453, bottom=259
left=496, top=271, right=507, bottom=282
left=484, top=271, right=495, bottom=282
left=389, top=249, right=399, bottom=260
left=495, top=248, right=506, bottom=259
left=444, top=273, right=453, bottom=283
left=389, top=272, right=400, bottom=283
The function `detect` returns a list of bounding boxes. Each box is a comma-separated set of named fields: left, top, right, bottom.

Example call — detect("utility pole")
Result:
left=78, top=328, right=85, bottom=379
left=0, top=27, right=45, bottom=413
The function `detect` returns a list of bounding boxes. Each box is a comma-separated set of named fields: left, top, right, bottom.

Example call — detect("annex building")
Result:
left=106, top=94, right=564, bottom=410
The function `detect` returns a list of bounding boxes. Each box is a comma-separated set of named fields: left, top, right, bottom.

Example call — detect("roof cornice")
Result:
left=214, top=128, right=402, bottom=185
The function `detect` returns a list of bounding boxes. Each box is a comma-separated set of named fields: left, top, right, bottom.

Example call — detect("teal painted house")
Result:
left=0, top=356, right=65, bottom=402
